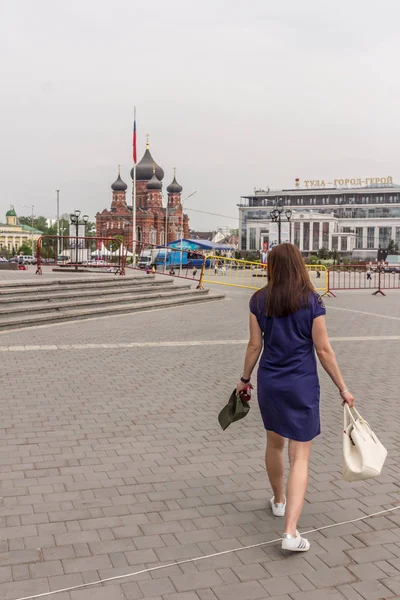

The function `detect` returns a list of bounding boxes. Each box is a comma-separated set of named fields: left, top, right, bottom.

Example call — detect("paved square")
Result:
left=0, top=279, right=400, bottom=600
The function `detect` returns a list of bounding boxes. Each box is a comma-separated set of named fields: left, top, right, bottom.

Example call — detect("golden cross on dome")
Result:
left=146, top=134, right=150, bottom=149
left=173, top=167, right=176, bottom=178
left=118, top=164, right=121, bottom=176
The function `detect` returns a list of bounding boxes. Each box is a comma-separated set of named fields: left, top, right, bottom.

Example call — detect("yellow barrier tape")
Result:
left=201, top=256, right=328, bottom=294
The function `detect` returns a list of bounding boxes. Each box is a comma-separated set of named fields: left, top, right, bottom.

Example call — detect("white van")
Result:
left=19, top=255, right=37, bottom=265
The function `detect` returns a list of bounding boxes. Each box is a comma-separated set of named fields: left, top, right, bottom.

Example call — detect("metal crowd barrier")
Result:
left=36, top=236, right=126, bottom=275
left=199, top=255, right=328, bottom=293
left=305, top=264, right=328, bottom=295
left=324, top=265, right=400, bottom=297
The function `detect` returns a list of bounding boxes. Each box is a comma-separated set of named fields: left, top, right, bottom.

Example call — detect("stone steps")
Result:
left=0, top=281, right=179, bottom=305
left=0, top=275, right=163, bottom=296
left=0, top=275, right=224, bottom=330
left=0, top=287, right=196, bottom=316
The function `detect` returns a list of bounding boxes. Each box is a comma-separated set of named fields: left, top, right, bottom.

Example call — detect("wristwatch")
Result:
left=240, top=376, right=251, bottom=384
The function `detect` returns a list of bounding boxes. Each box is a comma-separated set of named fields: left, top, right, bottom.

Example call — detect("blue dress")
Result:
left=250, top=290, right=326, bottom=442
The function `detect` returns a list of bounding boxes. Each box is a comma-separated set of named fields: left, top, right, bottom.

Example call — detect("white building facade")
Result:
left=249, top=212, right=357, bottom=254
left=239, top=183, right=400, bottom=255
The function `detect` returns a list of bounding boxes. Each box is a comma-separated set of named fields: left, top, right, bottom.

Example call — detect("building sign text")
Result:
left=300, top=176, right=393, bottom=189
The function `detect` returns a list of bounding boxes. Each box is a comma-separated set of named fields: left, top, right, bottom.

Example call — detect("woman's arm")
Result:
left=312, top=315, right=355, bottom=407
left=236, top=313, right=263, bottom=393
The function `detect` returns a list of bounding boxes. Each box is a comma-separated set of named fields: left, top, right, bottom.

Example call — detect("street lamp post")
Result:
left=56, top=190, right=60, bottom=255
left=60, top=224, right=66, bottom=254
left=270, top=204, right=292, bottom=245
left=70, top=211, right=89, bottom=270
left=23, top=204, right=35, bottom=256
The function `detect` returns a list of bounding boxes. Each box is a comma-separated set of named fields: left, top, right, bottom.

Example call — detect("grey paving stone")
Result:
left=62, top=555, right=113, bottom=574
left=289, top=572, right=316, bottom=591
left=351, top=579, right=394, bottom=599
left=291, top=589, right=347, bottom=600
left=305, top=566, right=357, bottom=588
left=29, top=559, right=64, bottom=578
left=346, top=546, right=396, bottom=564
left=232, top=563, right=268, bottom=582
left=260, top=574, right=300, bottom=595
left=170, top=569, right=223, bottom=592
left=196, top=590, right=218, bottom=600
left=163, top=593, right=202, bottom=600
left=211, top=580, right=267, bottom=600
left=336, top=584, right=365, bottom=600
left=347, top=562, right=388, bottom=580
left=138, top=576, right=175, bottom=597
left=70, top=585, right=125, bottom=600
left=0, top=567, right=12, bottom=583
left=0, top=577, right=50, bottom=600
left=264, top=556, right=315, bottom=578
left=0, top=289, right=400, bottom=600
left=121, top=581, right=144, bottom=599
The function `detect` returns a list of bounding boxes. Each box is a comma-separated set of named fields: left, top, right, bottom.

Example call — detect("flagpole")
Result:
left=132, top=106, right=137, bottom=265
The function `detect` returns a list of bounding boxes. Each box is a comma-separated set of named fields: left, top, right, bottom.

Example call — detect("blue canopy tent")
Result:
left=167, top=239, right=235, bottom=253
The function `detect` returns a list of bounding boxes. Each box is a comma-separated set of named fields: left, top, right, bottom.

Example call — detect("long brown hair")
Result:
left=263, top=243, right=315, bottom=317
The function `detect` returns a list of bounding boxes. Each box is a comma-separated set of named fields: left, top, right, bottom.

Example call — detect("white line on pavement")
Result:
left=11, top=504, right=400, bottom=600
left=0, top=336, right=399, bottom=352
left=328, top=305, right=400, bottom=321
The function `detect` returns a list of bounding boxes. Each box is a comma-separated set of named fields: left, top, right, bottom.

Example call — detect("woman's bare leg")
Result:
left=265, top=431, right=285, bottom=504
left=285, top=439, right=312, bottom=536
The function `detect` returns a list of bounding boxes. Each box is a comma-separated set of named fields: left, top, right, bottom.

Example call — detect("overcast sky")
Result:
left=1, top=0, right=400, bottom=230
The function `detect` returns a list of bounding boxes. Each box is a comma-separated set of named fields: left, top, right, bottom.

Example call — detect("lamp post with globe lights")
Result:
left=70, top=210, right=89, bottom=270
left=270, top=204, right=292, bottom=244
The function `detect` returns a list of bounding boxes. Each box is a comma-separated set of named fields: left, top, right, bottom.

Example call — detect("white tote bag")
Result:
left=343, top=405, right=387, bottom=482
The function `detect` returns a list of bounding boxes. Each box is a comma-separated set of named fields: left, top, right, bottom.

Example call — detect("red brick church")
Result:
left=96, top=141, right=189, bottom=248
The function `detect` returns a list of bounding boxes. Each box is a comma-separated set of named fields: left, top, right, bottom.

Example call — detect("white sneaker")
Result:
left=269, top=495, right=286, bottom=517
left=282, top=530, right=310, bottom=552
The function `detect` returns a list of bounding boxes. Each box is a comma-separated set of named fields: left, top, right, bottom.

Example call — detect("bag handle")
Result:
left=344, top=404, right=365, bottom=426
left=343, top=405, right=377, bottom=442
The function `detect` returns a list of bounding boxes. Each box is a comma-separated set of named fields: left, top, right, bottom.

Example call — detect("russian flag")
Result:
left=133, top=107, right=137, bottom=164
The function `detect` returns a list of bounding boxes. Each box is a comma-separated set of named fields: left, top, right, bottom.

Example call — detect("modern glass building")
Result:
left=238, top=183, right=400, bottom=254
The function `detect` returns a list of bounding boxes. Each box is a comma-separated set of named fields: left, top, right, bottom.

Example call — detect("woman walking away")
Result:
left=236, top=244, right=354, bottom=553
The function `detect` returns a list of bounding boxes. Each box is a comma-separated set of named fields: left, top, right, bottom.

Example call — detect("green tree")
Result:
left=332, top=249, right=339, bottom=265
left=306, top=254, right=320, bottom=265
left=18, top=215, right=48, bottom=232
left=317, top=247, right=331, bottom=260
left=108, top=235, right=125, bottom=252
left=386, top=238, right=399, bottom=255
left=17, top=243, right=33, bottom=255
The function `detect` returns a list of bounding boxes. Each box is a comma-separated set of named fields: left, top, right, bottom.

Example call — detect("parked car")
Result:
left=57, top=255, right=71, bottom=264
left=17, top=255, right=37, bottom=265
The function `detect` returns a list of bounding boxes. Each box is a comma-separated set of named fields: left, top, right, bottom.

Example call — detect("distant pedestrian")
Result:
left=146, top=265, right=150, bottom=275
left=367, top=268, right=372, bottom=280
left=192, top=266, right=198, bottom=278
left=316, top=270, right=321, bottom=279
